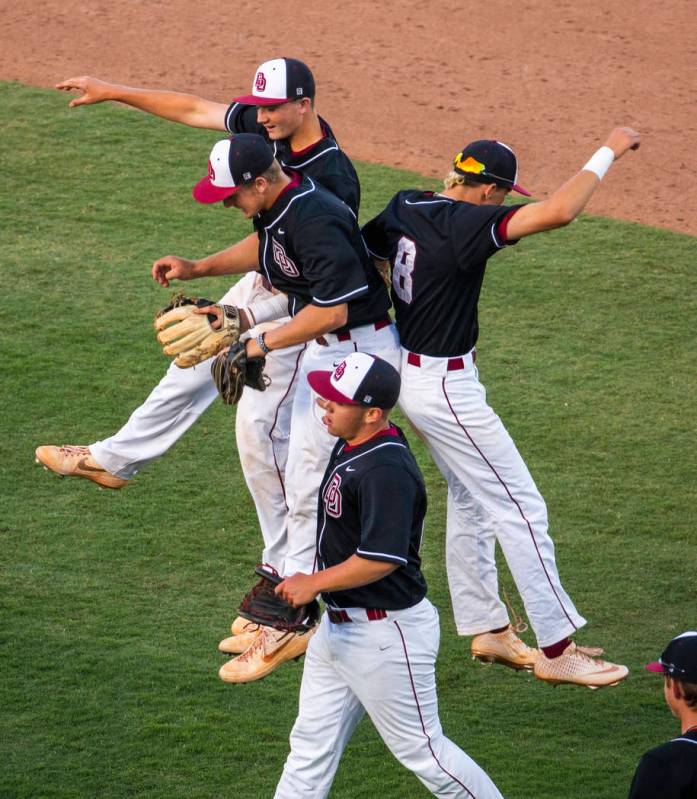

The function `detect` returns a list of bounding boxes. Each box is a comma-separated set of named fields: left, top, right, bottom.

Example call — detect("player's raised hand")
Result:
left=151, top=255, right=197, bottom=288
left=604, top=127, right=641, bottom=159
left=55, top=76, right=115, bottom=107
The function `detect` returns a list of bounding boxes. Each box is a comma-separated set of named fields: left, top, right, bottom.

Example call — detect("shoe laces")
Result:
left=502, top=587, right=528, bottom=634
left=503, top=628, right=533, bottom=653
left=60, top=445, right=90, bottom=456
left=566, top=643, right=608, bottom=668
left=237, top=627, right=291, bottom=662
left=576, top=644, right=605, bottom=657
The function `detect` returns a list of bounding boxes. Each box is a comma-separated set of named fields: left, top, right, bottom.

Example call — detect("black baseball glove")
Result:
left=238, top=566, right=320, bottom=632
left=210, top=342, right=269, bottom=405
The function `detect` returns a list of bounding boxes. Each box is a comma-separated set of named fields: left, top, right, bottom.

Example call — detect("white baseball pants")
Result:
left=89, top=274, right=303, bottom=571
left=274, top=599, right=504, bottom=799
left=398, top=348, right=586, bottom=648
left=280, top=323, right=401, bottom=576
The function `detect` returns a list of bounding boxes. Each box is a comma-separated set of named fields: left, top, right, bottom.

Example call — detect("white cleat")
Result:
left=471, top=627, right=538, bottom=671
left=35, top=445, right=127, bottom=490
left=534, top=642, right=628, bottom=689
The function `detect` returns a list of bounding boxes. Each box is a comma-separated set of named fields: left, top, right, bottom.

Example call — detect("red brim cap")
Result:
left=233, top=94, right=290, bottom=107
left=512, top=183, right=532, bottom=197
left=307, top=370, right=360, bottom=405
left=192, top=176, right=240, bottom=205
left=645, top=661, right=665, bottom=673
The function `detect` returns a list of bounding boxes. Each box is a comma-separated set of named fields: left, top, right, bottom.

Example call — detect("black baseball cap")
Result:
left=308, top=352, right=401, bottom=410
left=192, top=134, right=275, bottom=204
left=453, top=140, right=531, bottom=196
left=234, top=58, right=315, bottom=106
left=646, top=631, right=697, bottom=682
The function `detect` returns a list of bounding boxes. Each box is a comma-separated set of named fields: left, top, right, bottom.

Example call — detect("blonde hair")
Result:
left=443, top=170, right=484, bottom=190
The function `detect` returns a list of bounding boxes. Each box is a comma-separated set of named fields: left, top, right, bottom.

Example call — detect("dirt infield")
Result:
left=3, top=0, right=695, bottom=235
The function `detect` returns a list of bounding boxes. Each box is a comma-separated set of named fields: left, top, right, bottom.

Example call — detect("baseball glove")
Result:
left=210, top=341, right=269, bottom=405
left=238, top=566, right=320, bottom=632
left=154, top=294, right=241, bottom=368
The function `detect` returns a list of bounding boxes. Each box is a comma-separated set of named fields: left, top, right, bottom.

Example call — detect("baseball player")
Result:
left=361, top=127, right=641, bottom=688
left=628, top=632, right=697, bottom=798
left=272, top=352, right=504, bottom=799
left=157, top=133, right=400, bottom=681
left=39, top=58, right=359, bottom=652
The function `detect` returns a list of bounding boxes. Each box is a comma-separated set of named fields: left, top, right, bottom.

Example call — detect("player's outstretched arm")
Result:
left=55, top=75, right=229, bottom=130
left=505, top=126, right=640, bottom=241
left=151, top=232, right=261, bottom=287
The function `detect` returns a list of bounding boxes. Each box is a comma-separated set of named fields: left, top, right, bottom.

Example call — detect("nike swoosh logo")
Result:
left=77, top=458, right=107, bottom=474
left=262, top=635, right=294, bottom=662
left=346, top=466, right=356, bottom=472
left=378, top=644, right=392, bottom=651
left=277, top=228, right=285, bottom=234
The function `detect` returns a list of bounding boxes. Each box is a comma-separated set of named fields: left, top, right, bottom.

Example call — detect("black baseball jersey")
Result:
left=252, top=172, right=390, bottom=334
left=316, top=424, right=428, bottom=610
left=627, top=729, right=697, bottom=799
left=362, top=191, right=524, bottom=357
left=225, top=103, right=360, bottom=214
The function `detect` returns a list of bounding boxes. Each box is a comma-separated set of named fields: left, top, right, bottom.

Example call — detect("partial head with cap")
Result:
left=645, top=631, right=697, bottom=726
left=234, top=57, right=318, bottom=144
left=192, top=133, right=289, bottom=217
left=443, top=139, right=531, bottom=206
left=308, top=352, right=401, bottom=445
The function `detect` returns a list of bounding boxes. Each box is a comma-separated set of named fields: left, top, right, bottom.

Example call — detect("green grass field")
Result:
left=2, top=81, right=696, bottom=798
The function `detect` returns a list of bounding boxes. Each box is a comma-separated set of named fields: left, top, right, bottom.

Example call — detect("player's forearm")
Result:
left=262, top=303, right=348, bottom=349
left=194, top=233, right=261, bottom=277
left=506, top=127, right=640, bottom=240
left=312, top=555, right=398, bottom=594
left=102, top=84, right=227, bottom=129
left=518, top=170, right=601, bottom=234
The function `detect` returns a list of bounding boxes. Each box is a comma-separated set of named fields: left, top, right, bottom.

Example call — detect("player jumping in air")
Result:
left=362, top=127, right=640, bottom=688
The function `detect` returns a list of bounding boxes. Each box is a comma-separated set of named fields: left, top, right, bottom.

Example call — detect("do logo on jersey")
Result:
left=255, top=71, right=267, bottom=92
left=323, top=473, right=343, bottom=519
left=272, top=238, right=300, bottom=277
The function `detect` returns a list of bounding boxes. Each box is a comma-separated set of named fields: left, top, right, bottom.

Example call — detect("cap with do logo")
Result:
left=308, top=352, right=401, bottom=410
left=453, top=140, right=531, bottom=196
left=645, top=631, right=697, bottom=682
left=233, top=57, right=316, bottom=107
left=192, top=133, right=275, bottom=204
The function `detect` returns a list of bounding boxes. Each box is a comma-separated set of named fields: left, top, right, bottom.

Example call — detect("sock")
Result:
left=542, top=638, right=571, bottom=659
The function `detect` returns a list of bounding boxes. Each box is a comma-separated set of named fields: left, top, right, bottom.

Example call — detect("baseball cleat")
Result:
left=230, top=615, right=258, bottom=636
left=471, top=627, right=538, bottom=671
left=34, top=445, right=127, bottom=490
left=533, top=642, right=628, bottom=689
left=218, top=625, right=264, bottom=655
left=218, top=626, right=316, bottom=683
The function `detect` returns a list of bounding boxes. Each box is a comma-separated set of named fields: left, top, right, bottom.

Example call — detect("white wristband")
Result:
left=582, top=146, right=614, bottom=181
left=244, top=293, right=289, bottom=326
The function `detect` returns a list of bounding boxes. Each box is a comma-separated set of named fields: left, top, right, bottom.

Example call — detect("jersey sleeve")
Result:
left=452, top=203, right=525, bottom=270
left=355, top=466, right=420, bottom=565
left=293, top=212, right=370, bottom=307
left=361, top=210, right=392, bottom=260
left=314, top=167, right=360, bottom=216
left=224, top=103, right=265, bottom=135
